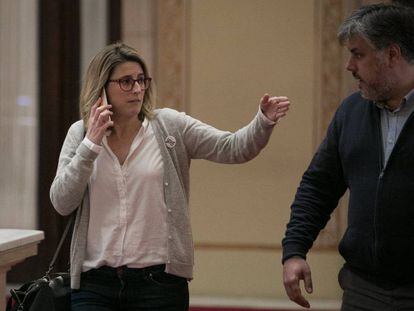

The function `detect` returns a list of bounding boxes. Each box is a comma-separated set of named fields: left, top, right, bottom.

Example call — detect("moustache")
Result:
left=353, top=73, right=362, bottom=81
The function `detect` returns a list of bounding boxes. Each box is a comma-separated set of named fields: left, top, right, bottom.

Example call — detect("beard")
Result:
left=355, top=58, right=396, bottom=103
left=358, top=78, right=394, bottom=102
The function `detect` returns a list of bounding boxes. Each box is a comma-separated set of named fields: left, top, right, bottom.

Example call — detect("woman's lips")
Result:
left=128, top=99, right=141, bottom=104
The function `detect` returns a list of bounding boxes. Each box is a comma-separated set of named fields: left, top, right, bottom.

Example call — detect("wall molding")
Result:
left=155, top=0, right=188, bottom=111
left=312, top=0, right=379, bottom=248
left=194, top=242, right=336, bottom=252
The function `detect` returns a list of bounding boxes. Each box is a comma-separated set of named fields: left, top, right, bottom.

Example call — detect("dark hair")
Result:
left=392, top=0, right=414, bottom=9
left=337, top=4, right=414, bottom=63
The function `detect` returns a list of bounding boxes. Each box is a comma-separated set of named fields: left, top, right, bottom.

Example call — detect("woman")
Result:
left=50, top=42, right=290, bottom=311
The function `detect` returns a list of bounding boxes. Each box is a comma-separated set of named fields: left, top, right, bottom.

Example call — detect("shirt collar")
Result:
left=404, top=88, right=414, bottom=107
left=142, top=116, right=149, bottom=129
left=375, top=88, right=414, bottom=112
left=102, top=117, right=149, bottom=147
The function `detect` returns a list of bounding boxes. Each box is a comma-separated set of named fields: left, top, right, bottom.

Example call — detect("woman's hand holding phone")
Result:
left=86, top=89, right=114, bottom=145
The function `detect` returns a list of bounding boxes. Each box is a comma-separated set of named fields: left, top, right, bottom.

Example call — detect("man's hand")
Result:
left=283, top=257, right=313, bottom=308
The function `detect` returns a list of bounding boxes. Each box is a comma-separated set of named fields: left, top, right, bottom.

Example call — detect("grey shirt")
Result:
left=377, top=90, right=414, bottom=166
left=50, top=107, right=276, bottom=289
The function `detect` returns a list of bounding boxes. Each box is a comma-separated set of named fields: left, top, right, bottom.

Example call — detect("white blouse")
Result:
left=82, top=118, right=168, bottom=271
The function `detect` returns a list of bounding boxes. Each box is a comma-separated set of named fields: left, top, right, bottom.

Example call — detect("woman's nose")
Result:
left=132, top=80, right=142, bottom=93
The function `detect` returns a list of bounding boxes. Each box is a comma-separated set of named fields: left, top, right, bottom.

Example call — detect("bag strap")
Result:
left=45, top=130, right=85, bottom=278
left=45, top=213, right=75, bottom=277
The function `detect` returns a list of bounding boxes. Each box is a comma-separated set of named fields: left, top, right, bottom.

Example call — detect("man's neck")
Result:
left=385, top=67, right=414, bottom=110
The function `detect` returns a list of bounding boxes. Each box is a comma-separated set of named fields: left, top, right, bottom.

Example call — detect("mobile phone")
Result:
left=101, top=88, right=112, bottom=136
left=101, top=88, right=108, bottom=106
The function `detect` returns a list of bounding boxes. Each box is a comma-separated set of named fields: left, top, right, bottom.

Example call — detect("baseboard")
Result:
left=190, top=296, right=341, bottom=310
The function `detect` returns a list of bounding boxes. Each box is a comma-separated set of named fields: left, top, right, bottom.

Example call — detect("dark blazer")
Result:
left=283, top=91, right=414, bottom=288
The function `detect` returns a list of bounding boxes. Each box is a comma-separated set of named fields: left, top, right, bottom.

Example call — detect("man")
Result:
left=282, top=4, right=414, bottom=310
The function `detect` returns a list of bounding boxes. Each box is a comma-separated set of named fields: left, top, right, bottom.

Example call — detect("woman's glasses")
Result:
left=108, top=77, right=152, bottom=92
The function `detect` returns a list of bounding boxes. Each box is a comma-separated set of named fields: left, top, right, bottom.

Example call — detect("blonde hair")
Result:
left=79, top=42, right=155, bottom=127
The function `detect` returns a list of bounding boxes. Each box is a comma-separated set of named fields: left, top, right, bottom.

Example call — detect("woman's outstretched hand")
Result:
left=86, top=97, right=114, bottom=145
left=260, top=94, right=290, bottom=123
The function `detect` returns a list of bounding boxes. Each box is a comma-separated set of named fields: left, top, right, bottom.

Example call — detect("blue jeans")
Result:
left=71, top=265, right=189, bottom=311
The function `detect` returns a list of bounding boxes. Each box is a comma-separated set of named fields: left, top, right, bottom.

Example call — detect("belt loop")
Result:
left=116, top=266, right=123, bottom=279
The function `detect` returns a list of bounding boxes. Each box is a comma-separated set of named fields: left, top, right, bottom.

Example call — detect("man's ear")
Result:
left=388, top=43, right=402, bottom=66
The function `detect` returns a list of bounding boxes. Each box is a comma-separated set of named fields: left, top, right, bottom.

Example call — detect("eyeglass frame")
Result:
left=108, top=77, right=152, bottom=92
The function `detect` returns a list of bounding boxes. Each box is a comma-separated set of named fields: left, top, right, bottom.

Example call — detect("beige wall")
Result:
left=187, top=0, right=343, bottom=300
left=189, top=0, right=314, bottom=246
left=121, top=0, right=348, bottom=302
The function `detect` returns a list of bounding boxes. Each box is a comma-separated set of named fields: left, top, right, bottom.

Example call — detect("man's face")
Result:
left=345, top=35, right=395, bottom=102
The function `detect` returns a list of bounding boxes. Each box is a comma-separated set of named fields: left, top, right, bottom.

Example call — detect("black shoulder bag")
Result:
left=6, top=214, right=74, bottom=311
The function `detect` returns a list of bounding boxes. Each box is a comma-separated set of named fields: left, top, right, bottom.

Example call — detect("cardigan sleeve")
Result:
left=50, top=121, right=98, bottom=216
left=177, top=107, right=276, bottom=163
left=282, top=108, right=348, bottom=262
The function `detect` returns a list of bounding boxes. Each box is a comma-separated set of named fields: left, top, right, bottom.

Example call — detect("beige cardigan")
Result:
left=50, top=107, right=275, bottom=289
